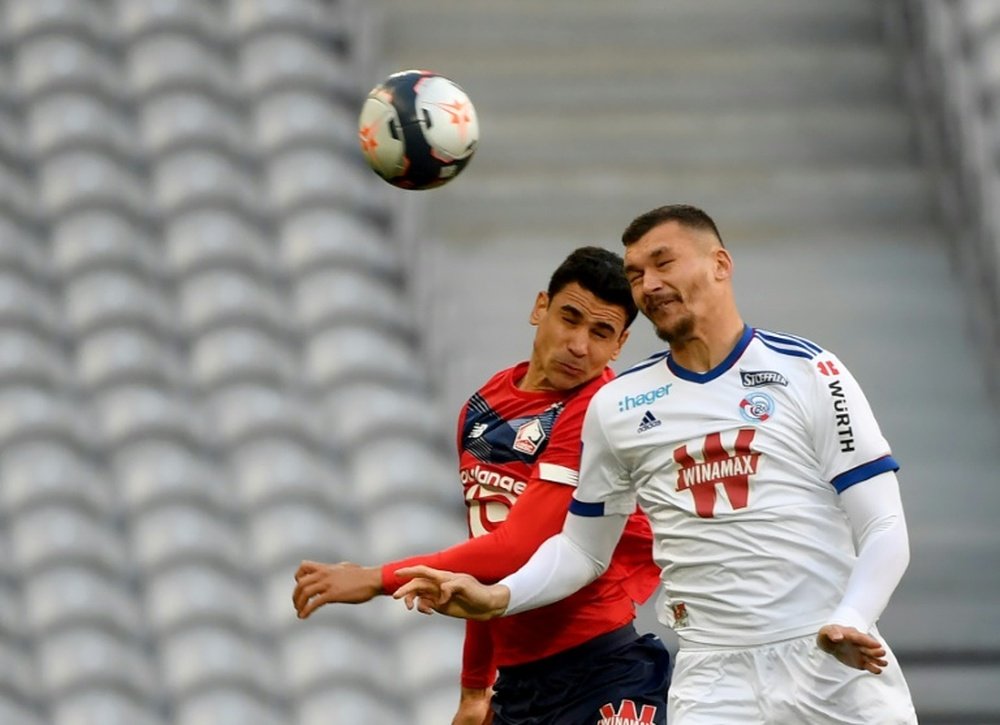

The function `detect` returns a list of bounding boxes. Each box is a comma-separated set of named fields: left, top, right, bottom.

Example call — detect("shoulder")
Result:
left=752, top=328, right=828, bottom=362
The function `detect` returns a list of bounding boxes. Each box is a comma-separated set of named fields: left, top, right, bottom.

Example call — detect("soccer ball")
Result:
left=358, top=69, right=479, bottom=190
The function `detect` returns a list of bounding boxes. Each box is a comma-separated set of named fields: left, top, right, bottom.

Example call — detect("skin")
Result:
left=390, top=221, right=894, bottom=676
left=291, top=281, right=630, bottom=724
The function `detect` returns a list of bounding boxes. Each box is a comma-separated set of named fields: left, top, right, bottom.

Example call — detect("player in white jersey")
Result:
left=393, top=204, right=918, bottom=724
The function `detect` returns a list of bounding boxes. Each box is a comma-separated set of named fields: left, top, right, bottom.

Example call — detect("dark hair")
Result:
left=547, top=246, right=638, bottom=328
left=621, top=204, right=725, bottom=247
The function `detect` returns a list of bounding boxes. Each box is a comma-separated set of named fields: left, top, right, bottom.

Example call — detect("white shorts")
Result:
left=668, top=630, right=917, bottom=724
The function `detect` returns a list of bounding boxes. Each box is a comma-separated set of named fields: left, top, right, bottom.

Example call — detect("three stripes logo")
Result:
left=637, top=410, right=661, bottom=433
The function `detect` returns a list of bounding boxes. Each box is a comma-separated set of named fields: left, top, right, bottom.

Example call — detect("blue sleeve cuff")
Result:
left=831, top=455, right=899, bottom=493
left=568, top=498, right=605, bottom=517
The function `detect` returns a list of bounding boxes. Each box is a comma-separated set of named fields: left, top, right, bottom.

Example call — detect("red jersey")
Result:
left=383, top=362, right=659, bottom=687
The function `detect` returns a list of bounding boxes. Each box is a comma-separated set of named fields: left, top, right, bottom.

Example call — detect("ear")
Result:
left=529, top=291, right=549, bottom=325
left=714, top=248, right=734, bottom=281
left=609, top=328, right=630, bottom=362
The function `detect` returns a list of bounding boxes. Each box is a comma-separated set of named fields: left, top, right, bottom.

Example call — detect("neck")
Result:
left=669, top=314, right=746, bottom=373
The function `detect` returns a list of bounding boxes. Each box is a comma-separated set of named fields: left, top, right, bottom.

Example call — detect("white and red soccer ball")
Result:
left=358, top=69, right=479, bottom=190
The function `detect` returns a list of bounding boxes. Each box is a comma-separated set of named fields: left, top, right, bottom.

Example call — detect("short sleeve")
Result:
left=570, top=394, right=638, bottom=516
left=808, top=353, right=899, bottom=492
left=531, top=390, right=591, bottom=488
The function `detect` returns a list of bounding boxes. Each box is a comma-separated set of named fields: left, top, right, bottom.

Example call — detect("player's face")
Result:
left=524, top=282, right=629, bottom=392
left=623, top=221, right=729, bottom=344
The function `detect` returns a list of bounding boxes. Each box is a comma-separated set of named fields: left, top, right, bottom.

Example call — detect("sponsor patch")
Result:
left=512, top=418, right=546, bottom=455
left=739, top=391, right=775, bottom=422
left=740, top=369, right=789, bottom=388
left=618, top=384, right=672, bottom=412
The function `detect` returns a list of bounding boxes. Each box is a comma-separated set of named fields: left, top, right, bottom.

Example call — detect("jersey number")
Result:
left=673, top=429, right=760, bottom=518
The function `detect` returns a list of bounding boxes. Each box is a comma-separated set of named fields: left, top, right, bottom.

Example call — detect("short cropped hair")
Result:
left=547, top=246, right=638, bottom=329
left=621, top=204, right=725, bottom=248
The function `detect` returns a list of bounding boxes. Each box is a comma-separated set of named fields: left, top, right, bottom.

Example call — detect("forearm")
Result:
left=501, top=511, right=627, bottom=615
left=829, top=471, right=910, bottom=631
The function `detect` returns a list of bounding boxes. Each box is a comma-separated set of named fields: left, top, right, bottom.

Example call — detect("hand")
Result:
left=392, top=565, right=511, bottom=621
left=292, top=561, right=382, bottom=619
left=816, top=624, right=889, bottom=674
left=452, top=686, right=494, bottom=725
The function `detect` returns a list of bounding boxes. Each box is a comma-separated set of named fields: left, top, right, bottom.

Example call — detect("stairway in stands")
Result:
left=377, top=1, right=1000, bottom=721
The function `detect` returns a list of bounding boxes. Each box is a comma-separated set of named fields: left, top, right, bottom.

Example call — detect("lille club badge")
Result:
left=513, top=418, right=546, bottom=455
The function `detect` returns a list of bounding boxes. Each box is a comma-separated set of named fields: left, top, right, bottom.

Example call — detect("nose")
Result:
left=642, top=270, right=663, bottom=295
left=567, top=327, right=589, bottom=358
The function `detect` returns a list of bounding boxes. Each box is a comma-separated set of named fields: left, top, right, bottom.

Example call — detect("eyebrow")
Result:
left=560, top=303, right=618, bottom=336
left=624, top=245, right=672, bottom=274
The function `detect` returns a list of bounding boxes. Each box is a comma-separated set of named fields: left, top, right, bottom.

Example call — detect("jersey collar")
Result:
left=666, top=324, right=754, bottom=384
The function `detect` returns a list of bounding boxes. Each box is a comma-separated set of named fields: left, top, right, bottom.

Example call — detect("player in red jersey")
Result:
left=292, top=247, right=670, bottom=725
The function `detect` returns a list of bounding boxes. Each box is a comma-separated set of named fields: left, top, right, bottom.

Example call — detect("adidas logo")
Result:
left=637, top=410, right=661, bottom=433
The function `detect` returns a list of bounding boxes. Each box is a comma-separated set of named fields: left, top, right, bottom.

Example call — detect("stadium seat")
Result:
left=345, top=433, right=457, bottom=508
left=126, top=33, right=236, bottom=100
left=293, top=268, right=412, bottom=332
left=0, top=271, right=61, bottom=335
left=279, top=621, right=389, bottom=696
left=322, top=382, right=445, bottom=449
left=0, top=441, right=111, bottom=516
left=143, top=563, right=261, bottom=636
left=296, top=689, right=406, bottom=725
left=0, top=164, right=37, bottom=223
left=230, top=437, right=348, bottom=511
left=0, top=641, right=41, bottom=712
left=177, top=269, right=284, bottom=335
left=0, top=329, right=69, bottom=390
left=247, top=501, right=359, bottom=572
left=9, top=505, right=125, bottom=574
left=174, top=688, right=284, bottom=725
left=140, top=91, right=246, bottom=157
left=394, top=619, right=465, bottom=693
left=206, top=384, right=316, bottom=448
left=37, top=151, right=147, bottom=217
left=50, top=211, right=158, bottom=278
left=0, top=387, right=91, bottom=450
left=164, top=209, right=273, bottom=278
left=36, top=627, right=157, bottom=698
left=302, top=327, right=423, bottom=391
left=63, top=270, right=171, bottom=337
left=157, top=625, right=276, bottom=699
left=75, top=327, right=182, bottom=392
left=414, top=684, right=475, bottom=725
left=363, top=498, right=467, bottom=564
left=116, top=0, right=226, bottom=44
left=0, top=222, right=49, bottom=284
left=228, top=0, right=334, bottom=38
left=92, top=384, right=203, bottom=451
left=252, top=89, right=355, bottom=155
left=52, top=689, right=166, bottom=725
left=22, top=565, right=142, bottom=638
left=0, top=697, right=44, bottom=725
left=112, top=440, right=231, bottom=515
left=27, top=93, right=136, bottom=160
left=264, top=147, right=378, bottom=215
left=13, top=35, right=120, bottom=100
left=0, top=106, right=26, bottom=166
left=151, top=149, right=259, bottom=215
left=3, top=0, right=109, bottom=44
left=238, top=32, right=353, bottom=97
left=278, top=208, right=400, bottom=278
left=189, top=326, right=296, bottom=391
left=129, top=503, right=247, bottom=572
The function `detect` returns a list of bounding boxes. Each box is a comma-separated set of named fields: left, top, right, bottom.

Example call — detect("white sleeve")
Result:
left=827, top=471, right=910, bottom=631
left=500, top=510, right=629, bottom=615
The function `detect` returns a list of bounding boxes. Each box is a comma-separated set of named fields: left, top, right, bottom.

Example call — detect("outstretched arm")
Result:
left=817, top=470, right=910, bottom=673
left=394, top=508, right=628, bottom=619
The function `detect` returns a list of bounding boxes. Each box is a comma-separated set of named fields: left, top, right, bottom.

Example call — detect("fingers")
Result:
left=294, top=560, right=319, bottom=581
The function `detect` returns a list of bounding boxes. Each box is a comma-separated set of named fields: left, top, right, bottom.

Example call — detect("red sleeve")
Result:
left=381, top=477, right=575, bottom=593
left=461, top=619, right=496, bottom=689
left=381, top=385, right=600, bottom=593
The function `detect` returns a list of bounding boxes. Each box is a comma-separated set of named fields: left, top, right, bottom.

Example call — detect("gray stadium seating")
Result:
left=278, top=208, right=401, bottom=278
left=189, top=327, right=296, bottom=390
left=75, top=327, right=182, bottom=391
left=139, top=92, right=247, bottom=157
left=35, top=626, right=157, bottom=698
left=173, top=688, right=284, bottom=725
left=177, top=269, right=285, bottom=335
left=52, top=690, right=165, bottom=725
left=157, top=625, right=276, bottom=699
left=23, top=566, right=143, bottom=638
left=164, top=209, right=274, bottom=277
left=27, top=93, right=136, bottom=159
left=0, top=441, right=111, bottom=515
left=252, top=89, right=356, bottom=154
left=143, top=563, right=262, bottom=636
left=51, top=212, right=158, bottom=277
left=128, top=503, right=246, bottom=573
left=126, top=34, right=235, bottom=100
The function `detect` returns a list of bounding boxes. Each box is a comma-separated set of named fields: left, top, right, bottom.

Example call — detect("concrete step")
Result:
left=381, top=0, right=883, bottom=51
left=415, top=165, right=932, bottom=242
left=474, top=107, right=916, bottom=171
left=378, top=44, right=902, bottom=112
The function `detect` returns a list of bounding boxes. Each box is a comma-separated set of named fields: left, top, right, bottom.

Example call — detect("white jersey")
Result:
left=574, top=325, right=899, bottom=647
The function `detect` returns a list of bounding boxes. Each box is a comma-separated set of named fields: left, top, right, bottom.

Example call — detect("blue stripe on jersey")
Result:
left=618, top=349, right=670, bottom=379
left=831, top=455, right=900, bottom=493
left=756, top=329, right=823, bottom=355
left=569, top=498, right=606, bottom=517
left=755, top=331, right=821, bottom=359
left=667, top=324, right=754, bottom=383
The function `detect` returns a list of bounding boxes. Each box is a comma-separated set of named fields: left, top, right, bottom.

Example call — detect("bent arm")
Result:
left=828, top=470, right=910, bottom=631
left=501, top=508, right=628, bottom=615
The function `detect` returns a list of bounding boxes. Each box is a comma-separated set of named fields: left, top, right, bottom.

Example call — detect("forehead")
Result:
left=549, top=281, right=627, bottom=330
left=624, top=221, right=703, bottom=265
